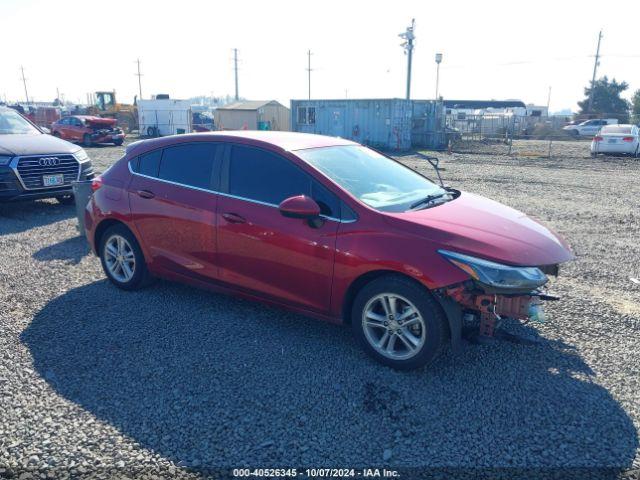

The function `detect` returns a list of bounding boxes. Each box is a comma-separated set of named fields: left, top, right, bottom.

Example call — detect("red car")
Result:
left=84, top=131, right=574, bottom=370
left=52, top=115, right=125, bottom=146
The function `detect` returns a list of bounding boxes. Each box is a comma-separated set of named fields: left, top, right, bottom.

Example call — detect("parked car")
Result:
left=0, top=106, right=95, bottom=203
left=563, top=118, right=618, bottom=137
left=591, top=124, right=640, bottom=157
left=51, top=115, right=125, bottom=146
left=84, top=131, right=574, bottom=370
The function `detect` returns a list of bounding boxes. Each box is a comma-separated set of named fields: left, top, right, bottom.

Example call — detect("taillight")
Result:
left=91, top=176, right=103, bottom=192
left=594, top=136, right=603, bottom=142
left=622, top=137, right=634, bottom=142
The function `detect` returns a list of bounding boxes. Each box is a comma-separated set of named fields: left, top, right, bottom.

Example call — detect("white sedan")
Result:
left=591, top=124, right=640, bottom=157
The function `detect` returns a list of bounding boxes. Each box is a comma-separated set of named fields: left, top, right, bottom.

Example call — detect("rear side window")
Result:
left=137, top=149, right=162, bottom=177
left=228, top=145, right=341, bottom=218
left=159, top=143, right=217, bottom=190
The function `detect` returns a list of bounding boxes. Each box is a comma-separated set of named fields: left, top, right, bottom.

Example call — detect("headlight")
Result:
left=0, top=155, right=13, bottom=166
left=439, top=250, right=548, bottom=290
left=74, top=149, right=90, bottom=163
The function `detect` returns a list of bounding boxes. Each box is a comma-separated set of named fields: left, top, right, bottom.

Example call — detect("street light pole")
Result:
left=435, top=53, right=443, bottom=100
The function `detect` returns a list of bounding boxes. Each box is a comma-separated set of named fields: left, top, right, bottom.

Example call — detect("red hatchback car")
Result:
left=85, top=131, right=574, bottom=369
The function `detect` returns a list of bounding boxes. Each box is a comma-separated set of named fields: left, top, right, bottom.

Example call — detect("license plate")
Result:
left=43, top=174, right=64, bottom=187
left=607, top=139, right=617, bottom=143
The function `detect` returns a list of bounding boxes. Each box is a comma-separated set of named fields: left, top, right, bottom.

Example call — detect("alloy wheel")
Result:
left=104, top=234, right=136, bottom=283
left=362, top=293, right=426, bottom=360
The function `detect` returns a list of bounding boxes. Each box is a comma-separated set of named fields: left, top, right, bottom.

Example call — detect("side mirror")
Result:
left=279, top=195, right=321, bottom=219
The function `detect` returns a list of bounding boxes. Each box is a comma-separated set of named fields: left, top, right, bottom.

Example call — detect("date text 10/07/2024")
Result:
left=232, top=468, right=400, bottom=478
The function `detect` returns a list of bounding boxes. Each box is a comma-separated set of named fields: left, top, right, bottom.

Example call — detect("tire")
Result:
left=83, top=134, right=93, bottom=147
left=99, top=224, right=153, bottom=290
left=113, top=139, right=123, bottom=146
left=351, top=275, right=448, bottom=370
left=55, top=194, right=74, bottom=205
left=52, top=131, right=61, bottom=138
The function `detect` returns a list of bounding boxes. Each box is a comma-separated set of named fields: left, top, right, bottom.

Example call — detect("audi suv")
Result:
left=0, top=106, right=95, bottom=203
left=85, top=131, right=574, bottom=370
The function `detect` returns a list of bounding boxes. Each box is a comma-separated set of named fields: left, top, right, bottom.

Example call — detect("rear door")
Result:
left=128, top=142, right=222, bottom=281
left=216, top=144, right=341, bottom=313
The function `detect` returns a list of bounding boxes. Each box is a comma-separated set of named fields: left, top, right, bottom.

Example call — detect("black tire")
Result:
left=83, top=134, right=93, bottom=147
left=55, top=194, right=75, bottom=205
left=52, top=131, right=61, bottom=138
left=99, top=223, right=153, bottom=291
left=351, top=275, right=448, bottom=370
left=113, top=139, right=123, bottom=146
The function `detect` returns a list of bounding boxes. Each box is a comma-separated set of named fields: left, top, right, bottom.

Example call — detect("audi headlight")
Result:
left=439, top=250, right=548, bottom=290
left=74, top=149, right=90, bottom=163
left=0, top=155, right=13, bottom=166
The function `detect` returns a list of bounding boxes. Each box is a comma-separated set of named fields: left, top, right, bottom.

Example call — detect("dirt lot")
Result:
left=1, top=138, right=639, bottom=478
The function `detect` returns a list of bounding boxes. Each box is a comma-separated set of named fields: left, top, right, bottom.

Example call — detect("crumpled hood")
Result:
left=0, top=133, right=80, bottom=156
left=386, top=191, right=575, bottom=267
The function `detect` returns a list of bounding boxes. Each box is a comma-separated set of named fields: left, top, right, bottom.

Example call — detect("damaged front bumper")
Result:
left=435, top=278, right=560, bottom=350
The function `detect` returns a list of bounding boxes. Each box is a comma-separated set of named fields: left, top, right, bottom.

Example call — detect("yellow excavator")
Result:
left=88, top=91, right=138, bottom=132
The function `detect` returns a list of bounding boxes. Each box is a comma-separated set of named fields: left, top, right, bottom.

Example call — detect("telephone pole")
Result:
left=233, top=48, right=239, bottom=101
left=306, top=50, right=313, bottom=100
left=20, top=66, right=30, bottom=104
left=399, top=19, right=415, bottom=100
left=587, top=30, right=603, bottom=113
left=135, top=59, right=143, bottom=101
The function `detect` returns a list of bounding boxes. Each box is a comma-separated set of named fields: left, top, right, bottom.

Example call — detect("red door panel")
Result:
left=129, top=175, right=219, bottom=281
left=216, top=195, right=338, bottom=313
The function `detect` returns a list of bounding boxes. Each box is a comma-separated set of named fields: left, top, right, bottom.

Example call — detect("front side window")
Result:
left=297, top=145, right=447, bottom=213
left=0, top=109, right=40, bottom=135
left=159, top=143, right=217, bottom=189
left=228, top=145, right=339, bottom=217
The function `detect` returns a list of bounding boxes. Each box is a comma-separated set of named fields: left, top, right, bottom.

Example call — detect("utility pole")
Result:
left=399, top=19, right=415, bottom=100
left=20, top=66, right=30, bottom=104
left=306, top=49, right=313, bottom=100
left=135, top=59, right=143, bottom=101
left=587, top=30, right=603, bottom=113
left=546, top=86, right=552, bottom=111
left=233, top=48, right=239, bottom=101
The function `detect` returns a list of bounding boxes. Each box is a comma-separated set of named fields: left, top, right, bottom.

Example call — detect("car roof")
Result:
left=128, top=131, right=358, bottom=156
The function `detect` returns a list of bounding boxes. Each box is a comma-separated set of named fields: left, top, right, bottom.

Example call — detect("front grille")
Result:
left=16, top=154, right=80, bottom=190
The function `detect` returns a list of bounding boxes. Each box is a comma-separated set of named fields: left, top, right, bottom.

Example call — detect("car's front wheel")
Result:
left=55, top=194, right=74, bottom=205
left=99, top=224, right=152, bottom=290
left=351, top=275, right=448, bottom=370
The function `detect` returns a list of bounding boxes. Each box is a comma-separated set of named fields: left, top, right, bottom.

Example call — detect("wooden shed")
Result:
left=215, top=100, right=290, bottom=131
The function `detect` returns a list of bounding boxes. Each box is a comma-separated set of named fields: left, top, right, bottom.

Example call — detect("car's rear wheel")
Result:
left=99, top=224, right=152, bottom=290
left=55, top=194, right=74, bottom=205
left=351, top=275, right=448, bottom=370
left=113, top=139, right=123, bottom=146
left=83, top=134, right=93, bottom=147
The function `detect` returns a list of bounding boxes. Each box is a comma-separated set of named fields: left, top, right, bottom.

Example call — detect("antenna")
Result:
left=306, top=50, right=313, bottom=100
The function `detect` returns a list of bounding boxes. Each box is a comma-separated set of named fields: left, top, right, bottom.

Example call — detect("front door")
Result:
left=216, top=144, right=341, bottom=314
left=128, top=142, right=222, bottom=281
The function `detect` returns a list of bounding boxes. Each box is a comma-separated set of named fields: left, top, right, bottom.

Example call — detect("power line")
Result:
left=20, top=66, right=29, bottom=104
left=306, top=49, right=313, bottom=100
left=135, top=59, right=143, bottom=101
left=399, top=19, right=415, bottom=100
left=233, top=48, right=239, bottom=101
left=588, top=30, right=603, bottom=113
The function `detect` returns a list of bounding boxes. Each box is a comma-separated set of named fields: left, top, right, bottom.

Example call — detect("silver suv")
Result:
left=0, top=107, right=95, bottom=203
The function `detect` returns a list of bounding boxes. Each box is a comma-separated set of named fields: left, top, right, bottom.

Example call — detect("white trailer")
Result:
left=138, top=99, right=192, bottom=137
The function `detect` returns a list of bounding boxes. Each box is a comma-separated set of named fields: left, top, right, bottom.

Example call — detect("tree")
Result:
left=631, top=89, right=640, bottom=124
left=578, top=76, right=630, bottom=122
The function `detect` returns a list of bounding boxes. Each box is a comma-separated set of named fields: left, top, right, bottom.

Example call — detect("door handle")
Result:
left=222, top=212, right=246, bottom=224
left=136, top=189, right=155, bottom=199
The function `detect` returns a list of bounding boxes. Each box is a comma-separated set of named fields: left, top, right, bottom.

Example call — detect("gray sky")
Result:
left=2, top=0, right=639, bottom=112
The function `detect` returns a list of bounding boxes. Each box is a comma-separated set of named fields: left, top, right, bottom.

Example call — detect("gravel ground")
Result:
left=1, top=138, right=639, bottom=478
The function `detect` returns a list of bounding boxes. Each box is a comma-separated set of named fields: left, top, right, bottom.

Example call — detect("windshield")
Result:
left=297, top=145, right=446, bottom=212
left=0, top=109, right=40, bottom=135
left=601, top=125, right=633, bottom=134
